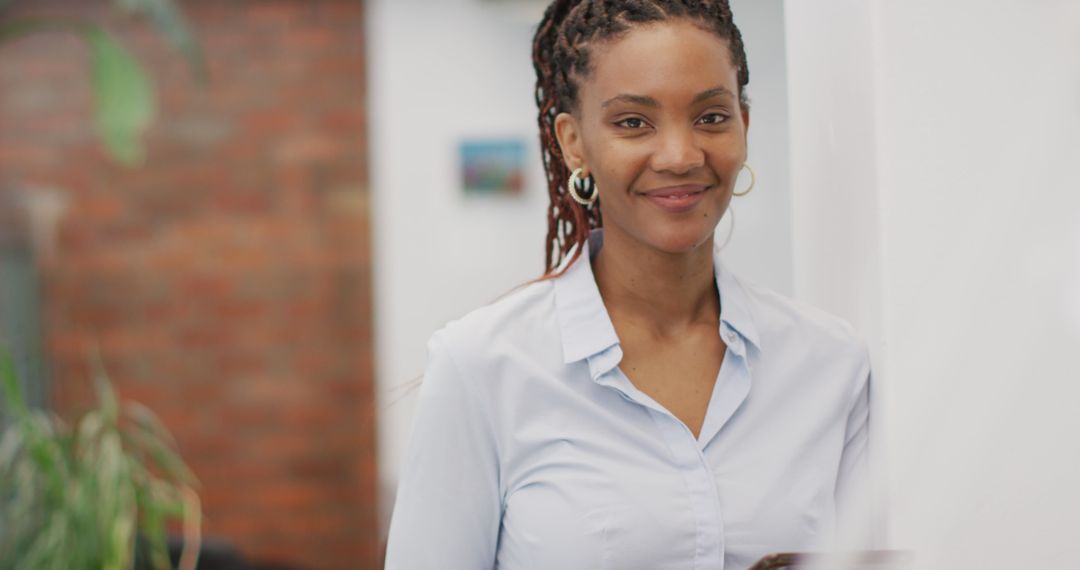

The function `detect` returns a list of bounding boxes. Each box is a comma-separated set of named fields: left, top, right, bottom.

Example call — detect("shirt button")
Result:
left=726, top=331, right=738, bottom=344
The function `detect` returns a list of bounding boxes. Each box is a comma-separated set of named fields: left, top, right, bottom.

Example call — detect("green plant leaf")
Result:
left=24, top=413, right=68, bottom=497
left=76, top=410, right=106, bottom=457
left=0, top=347, right=28, bottom=421
left=85, top=28, right=156, bottom=166
left=137, top=485, right=171, bottom=570
left=114, top=0, right=208, bottom=82
left=88, top=344, right=120, bottom=424
left=124, top=424, right=198, bottom=487
left=0, top=343, right=202, bottom=569
left=124, top=401, right=199, bottom=486
left=0, top=425, right=22, bottom=472
left=125, top=400, right=179, bottom=449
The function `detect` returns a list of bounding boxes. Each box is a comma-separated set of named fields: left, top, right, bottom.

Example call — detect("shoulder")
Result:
left=427, top=278, right=560, bottom=372
left=734, top=274, right=868, bottom=363
left=732, top=275, right=872, bottom=404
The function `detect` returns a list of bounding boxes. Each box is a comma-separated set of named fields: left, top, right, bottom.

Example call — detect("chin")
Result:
left=644, top=223, right=717, bottom=255
left=629, top=195, right=729, bottom=255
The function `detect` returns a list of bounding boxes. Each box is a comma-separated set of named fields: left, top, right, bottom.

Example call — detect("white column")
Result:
left=785, top=0, right=888, bottom=549
left=786, top=0, right=1080, bottom=567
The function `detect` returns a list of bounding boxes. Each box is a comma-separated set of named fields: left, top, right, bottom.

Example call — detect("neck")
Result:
left=592, top=226, right=719, bottom=337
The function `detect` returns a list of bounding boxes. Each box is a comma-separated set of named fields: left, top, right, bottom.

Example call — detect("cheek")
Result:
left=711, top=148, right=748, bottom=182
left=592, top=145, right=650, bottom=195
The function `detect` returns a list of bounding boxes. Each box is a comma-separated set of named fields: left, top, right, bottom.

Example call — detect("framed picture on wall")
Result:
left=459, top=138, right=526, bottom=196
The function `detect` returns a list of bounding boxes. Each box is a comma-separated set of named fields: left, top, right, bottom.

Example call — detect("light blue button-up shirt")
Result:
left=386, top=230, right=873, bottom=569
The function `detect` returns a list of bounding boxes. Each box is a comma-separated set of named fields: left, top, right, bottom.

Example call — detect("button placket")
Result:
left=641, top=406, right=725, bottom=569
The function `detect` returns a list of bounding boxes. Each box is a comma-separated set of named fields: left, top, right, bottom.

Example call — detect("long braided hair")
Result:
left=532, top=0, right=750, bottom=276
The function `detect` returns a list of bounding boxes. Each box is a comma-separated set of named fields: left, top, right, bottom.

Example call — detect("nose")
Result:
left=649, top=125, right=705, bottom=175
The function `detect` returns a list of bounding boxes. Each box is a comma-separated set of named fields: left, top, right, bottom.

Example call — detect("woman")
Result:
left=385, top=1, right=873, bottom=568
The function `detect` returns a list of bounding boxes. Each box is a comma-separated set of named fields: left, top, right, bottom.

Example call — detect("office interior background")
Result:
left=0, top=0, right=1077, bottom=568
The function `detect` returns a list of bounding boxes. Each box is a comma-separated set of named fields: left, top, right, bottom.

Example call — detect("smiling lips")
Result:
left=641, top=184, right=710, bottom=213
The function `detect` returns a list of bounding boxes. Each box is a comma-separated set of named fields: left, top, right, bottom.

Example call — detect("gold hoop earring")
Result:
left=733, top=163, right=755, bottom=197
left=567, top=168, right=598, bottom=206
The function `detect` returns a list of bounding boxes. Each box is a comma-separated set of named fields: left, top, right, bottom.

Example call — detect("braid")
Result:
left=532, top=0, right=751, bottom=276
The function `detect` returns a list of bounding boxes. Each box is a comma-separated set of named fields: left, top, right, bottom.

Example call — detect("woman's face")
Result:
left=555, top=19, right=749, bottom=255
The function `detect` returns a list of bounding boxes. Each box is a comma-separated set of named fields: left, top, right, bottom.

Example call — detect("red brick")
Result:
left=1, top=0, right=377, bottom=567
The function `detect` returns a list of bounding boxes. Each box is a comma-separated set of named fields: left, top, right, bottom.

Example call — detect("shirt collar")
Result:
left=552, top=231, right=620, bottom=364
left=713, top=247, right=762, bottom=352
left=552, top=229, right=761, bottom=366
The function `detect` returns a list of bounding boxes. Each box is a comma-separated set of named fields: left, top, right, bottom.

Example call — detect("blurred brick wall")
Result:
left=0, top=1, right=377, bottom=568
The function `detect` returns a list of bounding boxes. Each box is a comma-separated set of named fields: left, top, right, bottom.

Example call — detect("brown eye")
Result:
left=698, top=113, right=729, bottom=125
left=616, top=117, right=647, bottom=129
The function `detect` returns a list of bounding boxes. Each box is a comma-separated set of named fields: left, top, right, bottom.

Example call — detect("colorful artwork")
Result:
left=460, top=139, right=526, bottom=195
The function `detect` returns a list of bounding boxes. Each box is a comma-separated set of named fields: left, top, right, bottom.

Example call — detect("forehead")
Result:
left=580, top=19, right=738, bottom=106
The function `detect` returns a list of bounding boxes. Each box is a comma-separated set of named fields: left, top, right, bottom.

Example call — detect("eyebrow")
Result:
left=691, top=86, right=736, bottom=104
left=600, top=86, right=735, bottom=108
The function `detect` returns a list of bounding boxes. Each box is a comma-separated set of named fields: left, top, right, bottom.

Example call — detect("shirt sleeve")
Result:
left=833, top=345, right=882, bottom=548
left=384, top=332, right=502, bottom=569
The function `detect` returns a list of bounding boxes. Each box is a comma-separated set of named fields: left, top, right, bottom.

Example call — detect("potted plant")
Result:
left=0, top=348, right=202, bottom=570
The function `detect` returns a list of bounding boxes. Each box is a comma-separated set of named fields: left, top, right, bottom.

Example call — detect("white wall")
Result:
left=787, top=0, right=1080, bottom=567
left=725, top=0, right=794, bottom=295
left=368, top=0, right=794, bottom=536
left=783, top=0, right=888, bottom=546
left=367, top=0, right=549, bottom=534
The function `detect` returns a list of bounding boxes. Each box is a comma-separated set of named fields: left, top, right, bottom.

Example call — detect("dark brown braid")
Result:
left=532, top=0, right=750, bottom=276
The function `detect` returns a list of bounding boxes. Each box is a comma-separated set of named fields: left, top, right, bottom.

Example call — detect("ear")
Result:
left=554, top=112, right=588, bottom=174
left=741, top=107, right=750, bottom=136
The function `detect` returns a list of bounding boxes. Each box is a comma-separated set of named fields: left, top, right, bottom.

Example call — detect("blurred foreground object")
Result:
left=0, top=0, right=206, bottom=166
left=750, top=550, right=914, bottom=570
left=0, top=348, right=202, bottom=570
